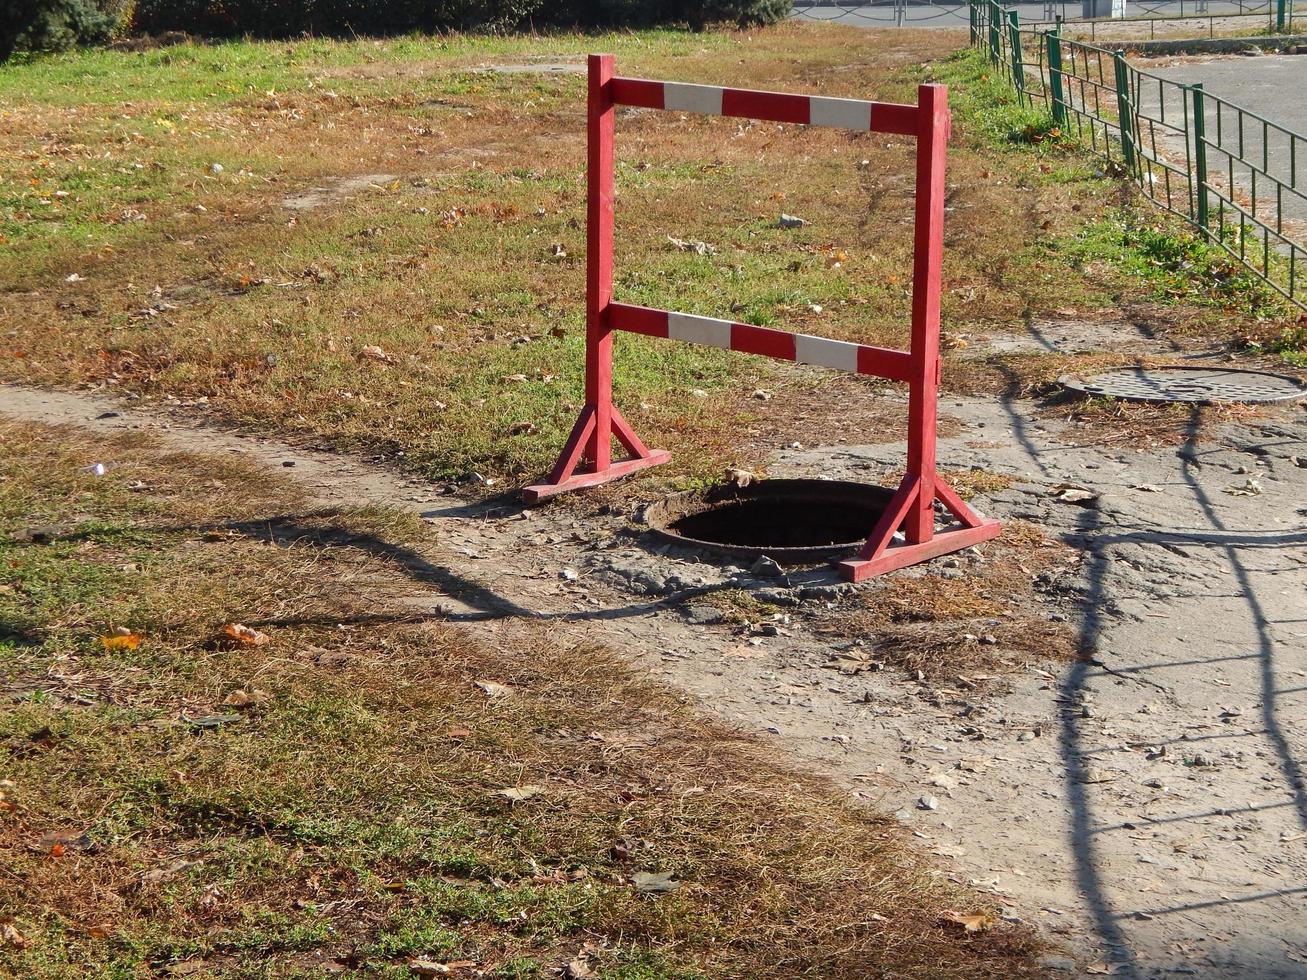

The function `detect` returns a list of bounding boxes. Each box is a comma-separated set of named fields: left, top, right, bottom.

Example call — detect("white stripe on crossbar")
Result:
left=808, top=96, right=872, bottom=131
left=794, top=333, right=860, bottom=373
left=663, top=82, right=724, bottom=116
left=668, top=312, right=733, bottom=349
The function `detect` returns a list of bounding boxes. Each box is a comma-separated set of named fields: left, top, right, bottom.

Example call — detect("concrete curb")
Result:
left=1106, top=33, right=1307, bottom=55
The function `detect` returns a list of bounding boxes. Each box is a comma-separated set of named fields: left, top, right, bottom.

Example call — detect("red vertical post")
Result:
left=585, top=53, right=616, bottom=472
left=903, top=83, right=949, bottom=544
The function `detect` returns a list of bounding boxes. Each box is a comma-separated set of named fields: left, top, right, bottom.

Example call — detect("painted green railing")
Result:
left=968, top=0, right=1306, bottom=308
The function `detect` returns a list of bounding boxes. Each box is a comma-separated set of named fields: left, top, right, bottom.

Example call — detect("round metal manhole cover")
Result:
left=1060, top=366, right=1307, bottom=405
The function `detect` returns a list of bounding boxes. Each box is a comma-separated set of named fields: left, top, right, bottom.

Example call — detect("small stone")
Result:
left=1038, top=955, right=1077, bottom=972
left=778, top=213, right=808, bottom=229
left=683, top=604, right=725, bottom=626
left=750, top=555, right=785, bottom=578
left=917, top=794, right=939, bottom=811
left=1017, top=731, right=1036, bottom=742
left=560, top=567, right=580, bottom=582
left=17, top=525, right=62, bottom=545
left=209, top=162, right=224, bottom=174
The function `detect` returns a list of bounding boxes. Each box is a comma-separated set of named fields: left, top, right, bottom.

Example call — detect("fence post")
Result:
left=1008, top=9, right=1026, bottom=100
left=969, top=0, right=977, bottom=44
left=1191, top=82, right=1211, bottom=238
left=988, top=1, right=1000, bottom=63
left=1112, top=50, right=1136, bottom=171
left=1276, top=0, right=1289, bottom=31
left=1046, top=26, right=1067, bottom=128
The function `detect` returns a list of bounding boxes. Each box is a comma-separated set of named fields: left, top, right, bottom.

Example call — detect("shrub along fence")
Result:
left=969, top=0, right=1306, bottom=308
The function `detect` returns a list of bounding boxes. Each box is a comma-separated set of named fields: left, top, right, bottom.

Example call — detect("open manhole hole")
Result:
left=643, top=479, right=896, bottom=564
left=1060, top=365, right=1306, bottom=405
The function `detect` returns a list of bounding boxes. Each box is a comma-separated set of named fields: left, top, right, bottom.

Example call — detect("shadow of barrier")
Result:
left=522, top=54, right=1001, bottom=583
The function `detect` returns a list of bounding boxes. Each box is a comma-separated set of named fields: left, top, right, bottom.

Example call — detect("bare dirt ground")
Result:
left=2, top=340, right=1305, bottom=977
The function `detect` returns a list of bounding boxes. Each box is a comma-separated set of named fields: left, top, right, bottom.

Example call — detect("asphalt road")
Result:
left=791, top=2, right=1281, bottom=30
left=1138, top=56, right=1307, bottom=226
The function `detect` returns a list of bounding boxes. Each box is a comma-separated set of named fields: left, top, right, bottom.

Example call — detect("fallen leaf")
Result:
left=216, top=623, right=270, bottom=648
left=823, top=650, right=882, bottom=675
left=358, top=344, right=397, bottom=364
left=0, top=922, right=25, bottom=948
left=1086, top=962, right=1128, bottom=975
left=37, top=829, right=93, bottom=855
left=1048, top=482, right=1098, bottom=504
left=1223, top=477, right=1262, bottom=496
left=496, top=785, right=544, bottom=803
left=446, top=726, right=472, bottom=740
left=667, top=235, right=717, bottom=256
left=408, top=958, right=478, bottom=977
left=632, top=870, right=680, bottom=894
left=99, top=631, right=143, bottom=651
left=1078, top=765, right=1116, bottom=784
left=222, top=688, right=273, bottom=710
left=943, top=912, right=996, bottom=932
left=474, top=680, right=512, bottom=698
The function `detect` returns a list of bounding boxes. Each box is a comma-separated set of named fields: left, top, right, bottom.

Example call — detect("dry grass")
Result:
left=827, top=520, right=1081, bottom=679
left=4, top=23, right=1293, bottom=493
left=0, top=421, right=1047, bottom=978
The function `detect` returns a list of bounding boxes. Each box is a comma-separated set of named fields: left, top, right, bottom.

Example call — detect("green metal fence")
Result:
left=969, top=0, right=1306, bottom=308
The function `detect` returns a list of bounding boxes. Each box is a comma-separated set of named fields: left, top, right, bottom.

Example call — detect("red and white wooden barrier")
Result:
left=522, top=54, right=1001, bottom=583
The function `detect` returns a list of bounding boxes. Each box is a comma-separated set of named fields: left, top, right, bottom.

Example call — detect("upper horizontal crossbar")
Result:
left=610, top=77, right=920, bottom=136
left=608, top=303, right=915, bottom=382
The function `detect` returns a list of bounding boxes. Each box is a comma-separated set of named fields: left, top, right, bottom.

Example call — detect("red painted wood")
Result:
left=606, top=303, right=670, bottom=338
left=870, top=103, right=920, bottom=136
left=610, top=406, right=652, bottom=457
left=721, top=88, right=810, bottom=124
left=853, top=474, right=918, bottom=562
left=530, top=63, right=1001, bottom=583
left=903, top=83, right=949, bottom=545
left=837, top=518, right=1002, bottom=582
left=522, top=450, right=672, bottom=503
left=609, top=76, right=919, bottom=134
left=856, top=344, right=914, bottom=383
left=607, top=303, right=915, bottom=381
left=587, top=54, right=616, bottom=473
left=732, top=322, right=796, bottom=362
left=609, top=77, right=664, bottom=110
left=933, top=477, right=989, bottom=529
left=547, top=405, right=596, bottom=484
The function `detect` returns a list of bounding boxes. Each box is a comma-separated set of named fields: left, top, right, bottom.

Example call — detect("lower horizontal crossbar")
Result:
left=836, top=518, right=1002, bottom=583
left=521, top=450, right=672, bottom=504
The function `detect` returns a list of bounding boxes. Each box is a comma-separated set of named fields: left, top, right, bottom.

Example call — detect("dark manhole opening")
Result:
left=643, top=478, right=895, bottom=564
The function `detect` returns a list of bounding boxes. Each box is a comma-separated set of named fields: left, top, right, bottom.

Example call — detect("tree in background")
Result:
left=0, top=0, right=116, bottom=62
left=130, top=0, right=793, bottom=39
